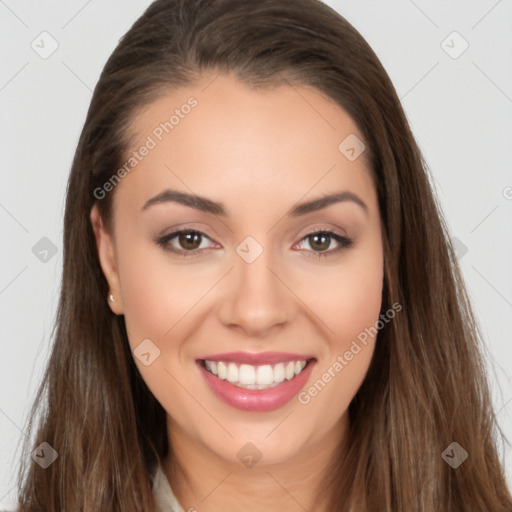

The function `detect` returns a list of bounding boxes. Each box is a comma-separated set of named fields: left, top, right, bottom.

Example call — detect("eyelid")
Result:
left=157, top=223, right=219, bottom=243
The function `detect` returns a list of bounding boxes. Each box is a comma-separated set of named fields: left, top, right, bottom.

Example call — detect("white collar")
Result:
left=152, top=464, right=186, bottom=512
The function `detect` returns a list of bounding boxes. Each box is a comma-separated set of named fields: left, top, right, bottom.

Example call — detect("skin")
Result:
left=91, top=72, right=384, bottom=511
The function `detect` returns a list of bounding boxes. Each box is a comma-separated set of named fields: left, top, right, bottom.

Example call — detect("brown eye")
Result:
left=177, top=231, right=203, bottom=250
left=157, top=229, right=216, bottom=255
left=308, top=233, right=331, bottom=252
left=295, top=230, right=353, bottom=258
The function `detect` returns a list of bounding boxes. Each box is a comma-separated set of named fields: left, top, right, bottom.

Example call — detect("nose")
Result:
left=217, top=246, right=295, bottom=337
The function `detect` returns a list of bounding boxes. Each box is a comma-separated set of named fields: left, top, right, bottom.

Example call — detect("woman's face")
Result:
left=91, top=72, right=383, bottom=467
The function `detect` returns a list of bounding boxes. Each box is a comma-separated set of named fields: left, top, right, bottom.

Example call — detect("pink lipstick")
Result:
left=197, top=352, right=316, bottom=412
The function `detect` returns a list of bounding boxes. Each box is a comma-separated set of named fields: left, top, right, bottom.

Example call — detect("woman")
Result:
left=15, top=0, right=512, bottom=510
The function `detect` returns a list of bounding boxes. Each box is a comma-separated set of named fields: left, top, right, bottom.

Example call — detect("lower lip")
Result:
left=198, top=360, right=316, bottom=412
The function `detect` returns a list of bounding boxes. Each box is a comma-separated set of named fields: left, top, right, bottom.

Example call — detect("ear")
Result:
left=90, top=204, right=124, bottom=315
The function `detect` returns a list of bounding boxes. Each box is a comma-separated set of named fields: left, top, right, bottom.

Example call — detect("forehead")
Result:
left=113, top=73, right=376, bottom=215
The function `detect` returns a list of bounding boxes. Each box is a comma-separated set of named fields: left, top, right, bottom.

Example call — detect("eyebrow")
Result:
left=141, top=189, right=368, bottom=217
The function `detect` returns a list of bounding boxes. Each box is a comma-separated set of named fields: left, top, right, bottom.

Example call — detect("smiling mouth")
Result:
left=199, top=358, right=315, bottom=390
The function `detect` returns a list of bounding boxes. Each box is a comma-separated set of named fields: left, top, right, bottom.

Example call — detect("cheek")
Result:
left=115, top=242, right=204, bottom=420
left=336, top=259, right=383, bottom=342
left=297, top=253, right=383, bottom=426
left=300, top=241, right=384, bottom=348
left=115, top=238, right=213, bottom=345
left=117, top=248, right=169, bottom=343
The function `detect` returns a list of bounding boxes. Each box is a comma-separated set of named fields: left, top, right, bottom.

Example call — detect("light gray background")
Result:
left=1, top=0, right=511, bottom=508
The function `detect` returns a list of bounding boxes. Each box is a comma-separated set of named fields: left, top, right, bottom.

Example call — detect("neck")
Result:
left=163, top=413, right=350, bottom=512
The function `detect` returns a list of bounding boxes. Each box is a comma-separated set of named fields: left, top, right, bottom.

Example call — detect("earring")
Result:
left=108, top=293, right=115, bottom=303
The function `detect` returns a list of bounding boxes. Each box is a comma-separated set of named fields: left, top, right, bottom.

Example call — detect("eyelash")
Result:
left=155, top=228, right=353, bottom=259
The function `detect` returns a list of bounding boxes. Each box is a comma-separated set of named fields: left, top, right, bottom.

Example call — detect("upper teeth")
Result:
left=204, top=360, right=308, bottom=389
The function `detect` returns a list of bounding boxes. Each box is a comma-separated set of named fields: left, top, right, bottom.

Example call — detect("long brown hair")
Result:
left=15, top=0, right=512, bottom=510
